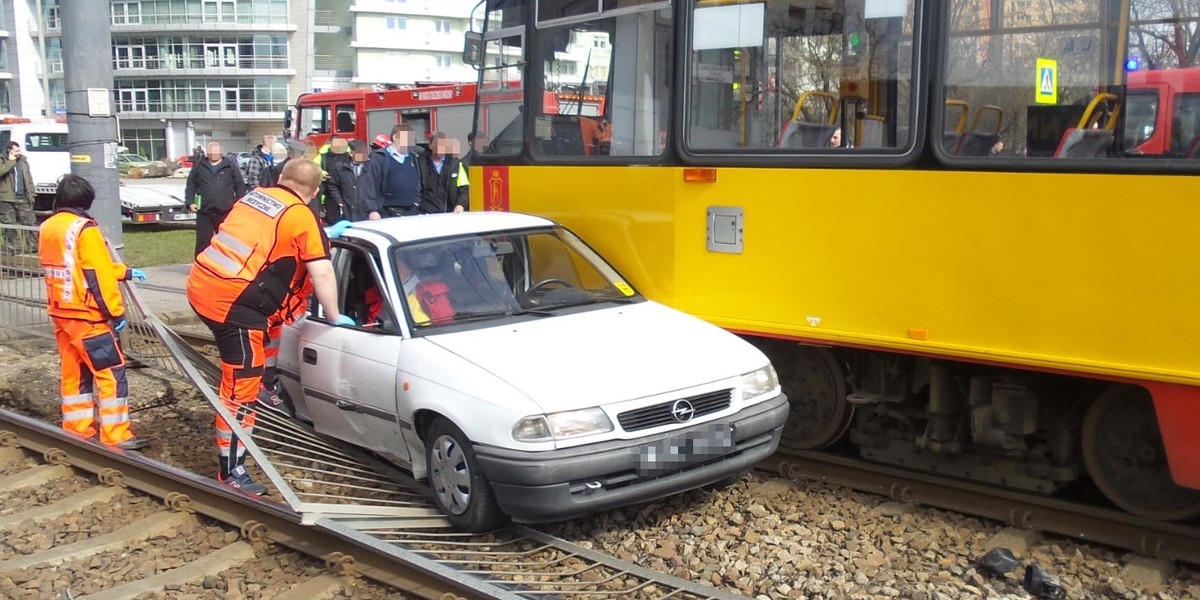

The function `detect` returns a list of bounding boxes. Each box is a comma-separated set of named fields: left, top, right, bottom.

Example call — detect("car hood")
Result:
left=425, top=301, right=767, bottom=412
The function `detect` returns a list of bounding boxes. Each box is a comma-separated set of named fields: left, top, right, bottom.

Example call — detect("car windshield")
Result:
left=391, top=226, right=642, bottom=329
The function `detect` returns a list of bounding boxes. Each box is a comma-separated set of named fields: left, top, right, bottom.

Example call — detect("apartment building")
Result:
left=1, top=0, right=309, bottom=160
left=313, top=0, right=477, bottom=89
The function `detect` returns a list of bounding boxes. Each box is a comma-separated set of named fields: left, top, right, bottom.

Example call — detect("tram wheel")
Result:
left=768, top=344, right=852, bottom=450
left=1081, top=384, right=1200, bottom=521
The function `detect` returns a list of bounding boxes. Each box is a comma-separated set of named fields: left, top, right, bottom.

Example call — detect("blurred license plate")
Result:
left=638, top=423, right=734, bottom=475
left=172, top=212, right=196, bottom=221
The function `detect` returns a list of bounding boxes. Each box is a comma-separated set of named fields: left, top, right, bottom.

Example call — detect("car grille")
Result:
left=616, top=389, right=732, bottom=432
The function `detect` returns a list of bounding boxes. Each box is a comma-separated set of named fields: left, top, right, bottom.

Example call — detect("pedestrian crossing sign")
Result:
left=1035, top=58, right=1058, bottom=104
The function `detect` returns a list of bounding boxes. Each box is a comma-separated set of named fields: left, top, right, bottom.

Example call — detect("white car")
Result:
left=278, top=212, right=789, bottom=531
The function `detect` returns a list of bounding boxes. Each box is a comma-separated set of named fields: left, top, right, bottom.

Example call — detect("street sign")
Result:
left=1035, top=58, right=1058, bottom=105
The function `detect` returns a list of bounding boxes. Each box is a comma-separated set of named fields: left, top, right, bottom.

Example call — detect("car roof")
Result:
left=344, top=211, right=556, bottom=245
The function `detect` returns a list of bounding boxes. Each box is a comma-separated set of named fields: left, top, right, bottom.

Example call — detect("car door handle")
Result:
left=335, top=399, right=357, bottom=412
left=302, top=347, right=318, bottom=365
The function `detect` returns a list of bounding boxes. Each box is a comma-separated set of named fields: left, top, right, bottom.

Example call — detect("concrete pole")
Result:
left=60, top=0, right=122, bottom=248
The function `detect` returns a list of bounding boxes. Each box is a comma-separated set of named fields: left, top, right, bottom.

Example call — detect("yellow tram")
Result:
left=466, top=0, right=1200, bottom=520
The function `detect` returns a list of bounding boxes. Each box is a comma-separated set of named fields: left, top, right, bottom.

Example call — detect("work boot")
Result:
left=113, top=437, right=150, bottom=451
left=217, top=464, right=268, bottom=496
left=256, top=383, right=293, bottom=417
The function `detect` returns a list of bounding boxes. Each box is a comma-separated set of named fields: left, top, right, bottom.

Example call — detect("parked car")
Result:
left=236, top=151, right=253, bottom=168
left=177, top=154, right=194, bottom=168
left=116, top=153, right=154, bottom=175
left=278, top=211, right=789, bottom=531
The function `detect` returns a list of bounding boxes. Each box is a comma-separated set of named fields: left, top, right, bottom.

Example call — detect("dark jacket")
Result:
left=360, top=147, right=424, bottom=215
left=184, top=158, right=247, bottom=214
left=325, top=153, right=369, bottom=222
left=0, top=156, right=34, bottom=203
left=418, top=154, right=468, bottom=213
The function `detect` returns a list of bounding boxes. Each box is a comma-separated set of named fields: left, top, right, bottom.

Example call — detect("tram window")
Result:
left=941, top=0, right=1200, bottom=161
left=684, top=0, right=917, bottom=154
left=533, top=6, right=672, bottom=159
left=477, top=29, right=525, bottom=157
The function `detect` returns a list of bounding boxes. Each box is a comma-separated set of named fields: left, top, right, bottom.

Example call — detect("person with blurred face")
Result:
left=0, top=141, right=37, bottom=254
left=418, top=132, right=468, bottom=214
left=361, top=124, right=424, bottom=219
left=185, top=140, right=247, bottom=256
left=326, top=138, right=371, bottom=222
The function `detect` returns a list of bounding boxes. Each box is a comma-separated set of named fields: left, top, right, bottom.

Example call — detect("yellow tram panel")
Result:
left=475, top=165, right=1200, bottom=388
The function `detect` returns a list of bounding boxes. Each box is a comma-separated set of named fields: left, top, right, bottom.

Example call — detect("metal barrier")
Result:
left=0, top=223, right=50, bottom=338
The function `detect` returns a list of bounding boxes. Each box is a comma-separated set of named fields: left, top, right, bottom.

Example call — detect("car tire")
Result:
left=425, top=417, right=509, bottom=532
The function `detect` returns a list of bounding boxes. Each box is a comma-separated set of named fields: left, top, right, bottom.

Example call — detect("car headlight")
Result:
left=740, top=365, right=779, bottom=399
left=512, top=407, right=614, bottom=442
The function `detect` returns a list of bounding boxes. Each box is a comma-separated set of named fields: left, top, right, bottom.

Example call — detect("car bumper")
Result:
left=473, top=393, right=789, bottom=522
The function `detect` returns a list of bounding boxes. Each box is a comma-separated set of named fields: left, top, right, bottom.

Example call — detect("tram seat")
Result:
left=1054, top=128, right=1114, bottom=158
left=951, top=132, right=1001, bottom=157
left=778, top=121, right=838, bottom=149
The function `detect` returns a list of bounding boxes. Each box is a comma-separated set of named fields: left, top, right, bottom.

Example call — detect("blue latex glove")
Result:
left=112, top=316, right=128, bottom=332
left=129, top=268, right=147, bottom=281
left=327, top=220, right=353, bottom=239
left=331, top=314, right=356, bottom=327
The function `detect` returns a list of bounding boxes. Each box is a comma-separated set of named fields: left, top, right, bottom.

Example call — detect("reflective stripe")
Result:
left=62, top=409, right=94, bottom=422
left=62, top=393, right=94, bottom=404
left=58, top=217, right=89, bottom=303
left=98, top=413, right=129, bottom=426
left=201, top=246, right=242, bottom=274
left=97, top=397, right=128, bottom=410
left=456, top=162, right=469, bottom=187
left=213, top=231, right=253, bottom=257
left=216, top=429, right=232, bottom=441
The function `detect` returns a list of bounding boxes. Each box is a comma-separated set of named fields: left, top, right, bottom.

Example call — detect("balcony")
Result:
left=314, top=54, right=354, bottom=75
left=315, top=10, right=353, bottom=28
left=111, top=57, right=296, bottom=77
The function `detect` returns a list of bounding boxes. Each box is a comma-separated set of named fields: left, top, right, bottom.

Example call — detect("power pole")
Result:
left=60, top=0, right=122, bottom=248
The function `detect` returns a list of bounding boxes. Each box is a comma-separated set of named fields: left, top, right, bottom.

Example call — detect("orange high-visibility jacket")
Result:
left=39, top=209, right=132, bottom=322
left=188, top=185, right=329, bottom=329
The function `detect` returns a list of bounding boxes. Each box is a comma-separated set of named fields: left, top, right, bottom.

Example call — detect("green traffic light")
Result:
left=850, top=32, right=860, bottom=47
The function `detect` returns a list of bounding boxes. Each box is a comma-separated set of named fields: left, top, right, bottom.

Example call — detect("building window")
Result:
left=46, top=5, right=60, bottom=29
left=113, top=45, right=146, bottom=70
left=119, top=128, right=166, bottom=162
left=0, top=82, right=9, bottom=114
left=0, top=41, right=8, bottom=72
left=435, top=54, right=453, bottom=67
left=112, top=1, right=142, bottom=25
left=46, top=39, right=63, bottom=74
left=114, top=78, right=289, bottom=114
left=203, top=0, right=237, bottom=23
left=49, top=81, right=66, bottom=114
left=435, top=19, right=452, bottom=33
left=387, top=16, right=406, bottom=30
left=117, top=88, right=149, bottom=112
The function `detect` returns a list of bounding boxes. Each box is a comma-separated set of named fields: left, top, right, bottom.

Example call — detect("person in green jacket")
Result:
left=0, top=142, right=38, bottom=255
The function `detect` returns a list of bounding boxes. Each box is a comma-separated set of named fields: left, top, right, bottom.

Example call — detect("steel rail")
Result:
left=762, top=452, right=1200, bottom=566
left=0, top=407, right=522, bottom=600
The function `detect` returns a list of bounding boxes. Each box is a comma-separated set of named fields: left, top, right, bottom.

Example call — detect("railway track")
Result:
left=762, top=451, right=1200, bottom=567
left=0, top=388, right=751, bottom=600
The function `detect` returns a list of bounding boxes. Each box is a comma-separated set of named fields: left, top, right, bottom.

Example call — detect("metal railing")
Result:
left=0, top=224, right=49, bottom=339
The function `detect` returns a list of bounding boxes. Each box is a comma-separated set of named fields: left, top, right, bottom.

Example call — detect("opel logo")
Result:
left=671, top=400, right=695, bottom=423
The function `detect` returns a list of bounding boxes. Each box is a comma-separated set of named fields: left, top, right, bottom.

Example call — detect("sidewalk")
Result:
left=131, top=263, right=197, bottom=324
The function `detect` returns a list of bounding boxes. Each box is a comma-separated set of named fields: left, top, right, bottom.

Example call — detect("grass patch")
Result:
left=120, top=224, right=195, bottom=267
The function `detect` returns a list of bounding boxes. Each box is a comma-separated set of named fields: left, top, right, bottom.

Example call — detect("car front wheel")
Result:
left=425, top=417, right=508, bottom=532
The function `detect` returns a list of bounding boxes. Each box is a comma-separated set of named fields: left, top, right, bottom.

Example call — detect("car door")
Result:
left=297, top=245, right=413, bottom=467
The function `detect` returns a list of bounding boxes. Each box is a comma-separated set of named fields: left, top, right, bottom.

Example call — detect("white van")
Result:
left=0, top=119, right=69, bottom=211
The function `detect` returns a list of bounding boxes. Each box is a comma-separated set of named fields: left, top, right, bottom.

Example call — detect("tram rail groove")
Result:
left=0, top=407, right=518, bottom=600
left=763, top=452, right=1200, bottom=566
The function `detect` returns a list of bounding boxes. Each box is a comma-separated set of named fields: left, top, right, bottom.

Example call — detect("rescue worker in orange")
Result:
left=187, top=159, right=354, bottom=495
left=39, top=175, right=150, bottom=450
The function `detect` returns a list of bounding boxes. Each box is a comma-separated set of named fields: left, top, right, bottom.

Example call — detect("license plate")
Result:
left=637, top=423, right=735, bottom=475
left=172, top=212, right=196, bottom=221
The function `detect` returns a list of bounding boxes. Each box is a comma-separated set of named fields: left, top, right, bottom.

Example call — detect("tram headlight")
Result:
left=740, top=365, right=779, bottom=400
left=513, top=408, right=614, bottom=442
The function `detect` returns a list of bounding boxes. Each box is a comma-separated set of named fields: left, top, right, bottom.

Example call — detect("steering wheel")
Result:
left=525, top=278, right=574, bottom=294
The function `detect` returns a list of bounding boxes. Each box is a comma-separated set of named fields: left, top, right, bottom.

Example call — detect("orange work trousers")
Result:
left=201, top=317, right=265, bottom=476
left=52, top=317, right=133, bottom=446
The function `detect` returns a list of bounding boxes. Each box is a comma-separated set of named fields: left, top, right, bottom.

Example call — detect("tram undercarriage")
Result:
left=758, top=340, right=1200, bottom=522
